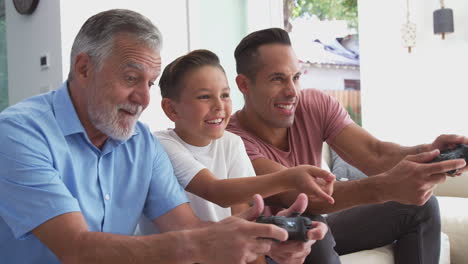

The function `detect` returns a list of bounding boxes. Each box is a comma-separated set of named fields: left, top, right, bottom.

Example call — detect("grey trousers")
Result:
left=302, top=196, right=441, bottom=264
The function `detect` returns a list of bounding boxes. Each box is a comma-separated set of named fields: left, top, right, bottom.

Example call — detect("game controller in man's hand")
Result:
left=256, top=213, right=312, bottom=242
left=429, top=144, right=468, bottom=174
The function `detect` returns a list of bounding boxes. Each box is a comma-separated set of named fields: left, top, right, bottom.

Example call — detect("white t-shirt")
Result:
left=136, top=129, right=255, bottom=234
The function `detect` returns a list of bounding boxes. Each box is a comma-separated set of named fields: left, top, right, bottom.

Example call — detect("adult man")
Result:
left=0, top=11, right=325, bottom=263
left=227, top=27, right=467, bottom=264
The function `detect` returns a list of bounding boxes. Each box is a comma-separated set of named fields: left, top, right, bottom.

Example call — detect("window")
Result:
left=344, top=79, right=360, bottom=90
left=285, top=0, right=361, bottom=126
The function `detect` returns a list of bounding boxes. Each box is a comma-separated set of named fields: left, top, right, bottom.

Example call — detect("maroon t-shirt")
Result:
left=227, top=89, right=353, bottom=168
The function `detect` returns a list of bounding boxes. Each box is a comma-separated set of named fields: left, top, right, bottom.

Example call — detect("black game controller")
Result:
left=429, top=144, right=468, bottom=174
left=256, top=213, right=312, bottom=242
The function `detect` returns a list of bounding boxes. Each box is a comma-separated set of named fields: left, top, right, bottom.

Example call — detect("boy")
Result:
left=139, top=49, right=335, bottom=263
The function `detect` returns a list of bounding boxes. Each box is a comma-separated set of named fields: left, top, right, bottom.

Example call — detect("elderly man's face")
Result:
left=245, top=44, right=302, bottom=129
left=86, top=35, right=161, bottom=140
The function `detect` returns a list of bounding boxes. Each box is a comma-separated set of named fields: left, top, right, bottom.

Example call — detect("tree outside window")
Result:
left=284, top=0, right=361, bottom=126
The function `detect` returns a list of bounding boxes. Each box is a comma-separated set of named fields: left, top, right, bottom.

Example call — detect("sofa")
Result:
left=321, top=144, right=468, bottom=264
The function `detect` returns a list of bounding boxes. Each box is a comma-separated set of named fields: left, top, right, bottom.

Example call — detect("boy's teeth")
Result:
left=206, top=118, right=223, bottom=124
left=276, top=104, right=293, bottom=110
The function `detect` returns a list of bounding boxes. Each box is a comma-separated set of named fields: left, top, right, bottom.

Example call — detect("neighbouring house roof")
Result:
left=302, top=61, right=360, bottom=71
left=299, top=35, right=360, bottom=70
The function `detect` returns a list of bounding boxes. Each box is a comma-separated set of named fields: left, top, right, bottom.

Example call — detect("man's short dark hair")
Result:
left=234, top=28, right=291, bottom=80
left=159, top=49, right=225, bottom=100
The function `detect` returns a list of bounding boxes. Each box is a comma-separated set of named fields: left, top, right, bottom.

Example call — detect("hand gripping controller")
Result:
left=256, top=213, right=312, bottom=242
left=429, top=144, right=468, bottom=174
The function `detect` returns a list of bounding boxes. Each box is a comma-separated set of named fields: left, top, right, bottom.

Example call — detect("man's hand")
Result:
left=380, top=149, right=466, bottom=205
left=285, top=165, right=336, bottom=204
left=266, top=193, right=328, bottom=264
left=192, top=195, right=287, bottom=264
left=430, top=134, right=468, bottom=175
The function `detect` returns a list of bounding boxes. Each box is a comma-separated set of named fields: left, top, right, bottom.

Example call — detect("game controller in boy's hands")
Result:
left=256, top=213, right=312, bottom=242
left=429, top=144, right=468, bottom=174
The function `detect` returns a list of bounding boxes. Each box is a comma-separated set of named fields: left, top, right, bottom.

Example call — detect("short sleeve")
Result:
left=228, top=135, right=256, bottom=178
left=226, top=122, right=267, bottom=162
left=238, top=135, right=267, bottom=161
left=143, top=138, right=188, bottom=221
left=300, top=89, right=354, bottom=144
left=156, top=135, right=206, bottom=188
left=0, top=119, right=81, bottom=239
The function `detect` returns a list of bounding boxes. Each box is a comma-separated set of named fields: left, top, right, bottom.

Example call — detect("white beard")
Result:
left=88, top=100, right=142, bottom=141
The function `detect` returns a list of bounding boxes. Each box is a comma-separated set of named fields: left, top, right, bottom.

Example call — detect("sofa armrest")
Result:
left=434, top=172, right=468, bottom=198
left=437, top=196, right=468, bottom=264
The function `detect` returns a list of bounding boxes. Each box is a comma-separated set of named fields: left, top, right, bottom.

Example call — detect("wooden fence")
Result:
left=322, top=90, right=362, bottom=125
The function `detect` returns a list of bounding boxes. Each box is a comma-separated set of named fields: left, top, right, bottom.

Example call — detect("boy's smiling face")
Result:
left=172, top=65, right=232, bottom=146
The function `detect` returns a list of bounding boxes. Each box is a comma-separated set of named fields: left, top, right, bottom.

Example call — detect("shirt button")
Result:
left=105, top=194, right=110, bottom=201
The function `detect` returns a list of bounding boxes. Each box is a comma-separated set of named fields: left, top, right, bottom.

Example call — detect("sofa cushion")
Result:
left=340, top=232, right=450, bottom=264
left=330, top=149, right=367, bottom=181
left=340, top=244, right=394, bottom=264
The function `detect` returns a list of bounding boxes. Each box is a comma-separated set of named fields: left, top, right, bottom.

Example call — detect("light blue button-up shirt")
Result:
left=0, top=83, right=188, bottom=263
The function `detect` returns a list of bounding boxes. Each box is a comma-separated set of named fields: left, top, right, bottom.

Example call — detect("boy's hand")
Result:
left=265, top=193, right=328, bottom=264
left=286, top=165, right=335, bottom=204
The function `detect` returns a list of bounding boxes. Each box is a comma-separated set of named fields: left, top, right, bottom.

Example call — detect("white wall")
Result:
left=6, top=0, right=63, bottom=105
left=6, top=0, right=189, bottom=130
left=188, top=0, right=283, bottom=111
left=60, top=0, right=189, bottom=131
left=188, top=0, right=248, bottom=111
left=246, top=0, right=283, bottom=33
left=5, top=0, right=283, bottom=131
left=359, top=0, right=468, bottom=146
